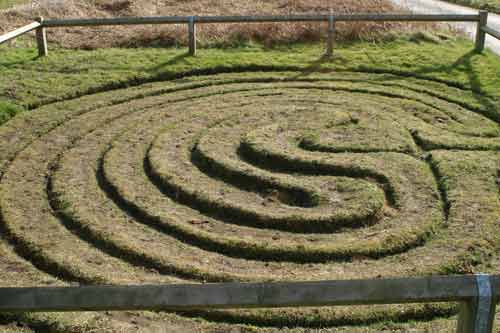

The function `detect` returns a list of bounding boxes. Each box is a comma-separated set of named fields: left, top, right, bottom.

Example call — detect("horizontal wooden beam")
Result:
left=0, top=21, right=41, bottom=44
left=196, top=14, right=480, bottom=23
left=0, top=13, right=480, bottom=47
left=482, top=26, right=500, bottom=40
left=42, top=14, right=480, bottom=28
left=43, top=16, right=190, bottom=27
left=0, top=275, right=498, bottom=313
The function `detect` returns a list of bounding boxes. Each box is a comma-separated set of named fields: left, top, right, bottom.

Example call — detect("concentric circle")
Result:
left=0, top=70, right=498, bottom=328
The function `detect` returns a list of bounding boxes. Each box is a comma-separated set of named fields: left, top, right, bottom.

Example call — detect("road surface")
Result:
left=392, top=0, right=500, bottom=54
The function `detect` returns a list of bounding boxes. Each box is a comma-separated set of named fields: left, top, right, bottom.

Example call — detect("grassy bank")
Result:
left=0, top=36, right=499, bottom=332
left=1, top=35, right=499, bottom=125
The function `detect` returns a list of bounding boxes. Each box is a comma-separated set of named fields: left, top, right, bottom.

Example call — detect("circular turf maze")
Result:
left=0, top=70, right=499, bottom=331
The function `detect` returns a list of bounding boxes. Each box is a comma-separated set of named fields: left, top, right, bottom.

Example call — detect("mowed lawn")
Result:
left=0, top=35, right=499, bottom=333
left=1, top=36, right=499, bottom=123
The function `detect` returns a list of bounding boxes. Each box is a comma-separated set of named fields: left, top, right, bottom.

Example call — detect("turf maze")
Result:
left=0, top=70, right=499, bottom=331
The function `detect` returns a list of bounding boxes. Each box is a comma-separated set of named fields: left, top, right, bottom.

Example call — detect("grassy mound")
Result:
left=0, top=38, right=499, bottom=332
left=0, top=67, right=498, bottom=331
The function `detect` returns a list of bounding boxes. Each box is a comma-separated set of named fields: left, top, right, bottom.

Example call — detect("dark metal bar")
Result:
left=326, top=14, right=335, bottom=57
left=456, top=274, right=497, bottom=333
left=35, top=17, right=48, bottom=57
left=0, top=275, right=497, bottom=313
left=43, top=16, right=190, bottom=27
left=188, top=16, right=196, bottom=56
left=475, top=10, right=489, bottom=52
left=42, top=13, right=480, bottom=28
left=482, top=26, right=500, bottom=41
left=196, top=14, right=480, bottom=23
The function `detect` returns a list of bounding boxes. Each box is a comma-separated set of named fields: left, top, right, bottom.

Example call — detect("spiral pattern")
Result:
left=0, top=70, right=498, bottom=329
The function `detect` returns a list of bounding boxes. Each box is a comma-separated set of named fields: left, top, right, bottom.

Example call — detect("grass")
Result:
left=0, top=0, right=26, bottom=10
left=1, top=35, right=499, bottom=121
left=0, top=100, right=22, bottom=124
left=0, top=36, right=499, bottom=332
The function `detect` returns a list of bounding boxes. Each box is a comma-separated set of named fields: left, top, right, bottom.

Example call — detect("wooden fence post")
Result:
left=456, top=274, right=496, bottom=333
left=35, top=17, right=48, bottom=57
left=326, top=13, right=335, bottom=57
left=475, top=10, right=488, bottom=52
left=188, top=16, right=196, bottom=56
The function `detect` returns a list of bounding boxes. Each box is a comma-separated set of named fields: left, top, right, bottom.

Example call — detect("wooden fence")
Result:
left=0, top=275, right=499, bottom=333
left=1, top=11, right=500, bottom=56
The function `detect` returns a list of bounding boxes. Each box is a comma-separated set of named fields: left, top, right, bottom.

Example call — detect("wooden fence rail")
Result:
left=0, top=21, right=40, bottom=44
left=41, top=13, right=481, bottom=26
left=0, top=275, right=499, bottom=333
left=1, top=12, right=498, bottom=57
left=483, top=26, right=500, bottom=41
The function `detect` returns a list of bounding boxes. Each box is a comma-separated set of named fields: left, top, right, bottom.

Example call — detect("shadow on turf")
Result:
left=295, top=49, right=498, bottom=122
left=0, top=55, right=39, bottom=68
left=147, top=51, right=191, bottom=74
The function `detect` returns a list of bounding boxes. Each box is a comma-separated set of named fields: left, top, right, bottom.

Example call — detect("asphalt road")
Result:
left=392, top=0, right=500, bottom=54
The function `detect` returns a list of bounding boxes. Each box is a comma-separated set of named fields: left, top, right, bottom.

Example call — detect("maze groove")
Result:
left=0, top=71, right=498, bottom=330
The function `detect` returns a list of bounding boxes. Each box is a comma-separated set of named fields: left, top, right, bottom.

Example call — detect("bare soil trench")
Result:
left=393, top=0, right=500, bottom=54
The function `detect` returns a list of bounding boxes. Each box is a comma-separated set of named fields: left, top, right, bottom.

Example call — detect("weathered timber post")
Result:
left=326, top=13, right=335, bottom=57
left=188, top=16, right=196, bottom=56
left=35, top=17, right=48, bottom=57
left=475, top=10, right=488, bottom=52
left=456, top=274, right=496, bottom=333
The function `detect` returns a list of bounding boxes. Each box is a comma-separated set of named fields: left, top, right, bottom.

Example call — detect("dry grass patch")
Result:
left=0, top=0, right=431, bottom=48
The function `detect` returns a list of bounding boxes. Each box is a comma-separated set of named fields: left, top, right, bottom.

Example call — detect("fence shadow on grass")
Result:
left=295, top=48, right=498, bottom=122
left=147, top=51, right=191, bottom=75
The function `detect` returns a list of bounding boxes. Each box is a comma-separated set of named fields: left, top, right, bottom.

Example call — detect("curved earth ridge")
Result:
left=0, top=71, right=498, bottom=330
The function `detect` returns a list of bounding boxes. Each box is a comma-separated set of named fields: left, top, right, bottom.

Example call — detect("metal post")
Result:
left=35, top=17, right=48, bottom=57
left=475, top=10, right=488, bottom=52
left=188, top=16, right=196, bottom=56
left=456, top=274, right=496, bottom=333
left=326, top=13, right=335, bottom=57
